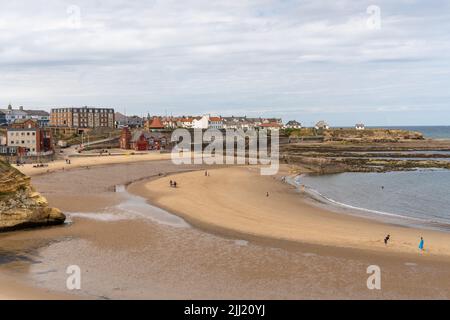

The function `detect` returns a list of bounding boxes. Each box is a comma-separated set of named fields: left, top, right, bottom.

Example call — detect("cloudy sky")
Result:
left=1, top=0, right=449, bottom=126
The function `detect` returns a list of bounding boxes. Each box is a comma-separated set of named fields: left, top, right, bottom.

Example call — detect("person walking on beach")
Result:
left=205, top=170, right=208, bottom=176
left=266, top=192, right=269, bottom=197
left=173, top=181, right=177, bottom=188
left=170, top=180, right=173, bottom=187
left=384, top=234, right=390, bottom=245
left=419, top=237, right=424, bottom=251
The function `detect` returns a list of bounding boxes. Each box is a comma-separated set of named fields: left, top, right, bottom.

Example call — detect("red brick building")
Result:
left=6, top=119, right=53, bottom=154
left=120, top=128, right=170, bottom=151
left=146, top=116, right=165, bottom=130
left=119, top=127, right=132, bottom=149
left=130, top=131, right=150, bottom=151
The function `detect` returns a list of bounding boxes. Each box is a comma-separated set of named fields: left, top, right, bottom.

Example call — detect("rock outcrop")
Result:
left=0, top=160, right=65, bottom=232
left=322, top=129, right=424, bottom=142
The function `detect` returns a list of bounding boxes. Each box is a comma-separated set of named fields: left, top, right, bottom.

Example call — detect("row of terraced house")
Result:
left=116, top=113, right=287, bottom=131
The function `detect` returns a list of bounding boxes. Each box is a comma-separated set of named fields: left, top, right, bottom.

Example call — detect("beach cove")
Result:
left=1, top=158, right=450, bottom=299
left=132, top=166, right=450, bottom=258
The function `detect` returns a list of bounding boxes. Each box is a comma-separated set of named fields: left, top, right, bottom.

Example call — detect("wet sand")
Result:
left=1, top=160, right=450, bottom=299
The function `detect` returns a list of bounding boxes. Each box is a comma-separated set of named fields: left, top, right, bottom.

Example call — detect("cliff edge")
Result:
left=0, top=160, right=65, bottom=232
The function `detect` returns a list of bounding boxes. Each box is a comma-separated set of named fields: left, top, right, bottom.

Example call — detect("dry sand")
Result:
left=13, top=152, right=172, bottom=177
left=133, top=165, right=450, bottom=259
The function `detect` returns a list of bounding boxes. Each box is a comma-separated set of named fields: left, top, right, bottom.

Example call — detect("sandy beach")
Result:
left=13, top=151, right=172, bottom=177
left=132, top=166, right=450, bottom=259
left=1, top=158, right=450, bottom=299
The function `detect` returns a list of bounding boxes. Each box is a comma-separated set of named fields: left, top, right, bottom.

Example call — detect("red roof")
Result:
left=148, top=117, right=165, bottom=129
left=209, top=116, right=222, bottom=122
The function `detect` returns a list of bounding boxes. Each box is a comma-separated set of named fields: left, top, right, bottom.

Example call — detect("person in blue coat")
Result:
left=419, top=237, right=424, bottom=251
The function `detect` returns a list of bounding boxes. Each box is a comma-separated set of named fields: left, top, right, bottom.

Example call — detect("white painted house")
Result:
left=192, top=115, right=223, bottom=129
left=208, top=116, right=223, bottom=129
left=285, top=120, right=302, bottom=129
left=315, top=121, right=329, bottom=130
left=192, top=115, right=210, bottom=129
left=355, top=123, right=365, bottom=130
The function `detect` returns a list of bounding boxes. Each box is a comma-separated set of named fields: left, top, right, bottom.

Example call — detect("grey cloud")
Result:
left=0, top=0, right=450, bottom=125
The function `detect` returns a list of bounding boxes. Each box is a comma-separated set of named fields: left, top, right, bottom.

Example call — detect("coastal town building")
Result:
left=161, top=116, right=179, bottom=129
left=192, top=115, right=223, bottom=129
left=261, top=118, right=283, bottom=125
left=120, top=127, right=170, bottom=151
left=146, top=116, right=165, bottom=130
left=25, top=109, right=50, bottom=127
left=6, top=119, right=53, bottom=155
left=115, top=113, right=144, bottom=128
left=0, top=105, right=50, bottom=127
left=222, top=116, right=248, bottom=129
left=0, top=134, right=6, bottom=146
left=285, top=120, right=302, bottom=129
left=146, top=132, right=169, bottom=150
left=208, top=116, right=223, bottom=129
left=192, top=115, right=210, bottom=129
left=50, top=107, right=115, bottom=128
left=0, top=104, right=27, bottom=124
left=257, top=122, right=282, bottom=131
left=355, top=123, right=366, bottom=130
left=315, top=121, right=330, bottom=130
left=119, top=127, right=132, bottom=149
left=177, top=117, right=195, bottom=128
left=0, top=111, right=6, bottom=126
left=221, top=116, right=284, bottom=130
left=130, top=131, right=150, bottom=151
left=0, top=145, right=18, bottom=156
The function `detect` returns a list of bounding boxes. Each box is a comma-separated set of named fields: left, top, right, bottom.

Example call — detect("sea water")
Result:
left=296, top=170, right=450, bottom=229
left=370, top=126, right=450, bottom=139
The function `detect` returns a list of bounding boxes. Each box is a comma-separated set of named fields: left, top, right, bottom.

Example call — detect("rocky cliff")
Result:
left=0, top=160, right=65, bottom=232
